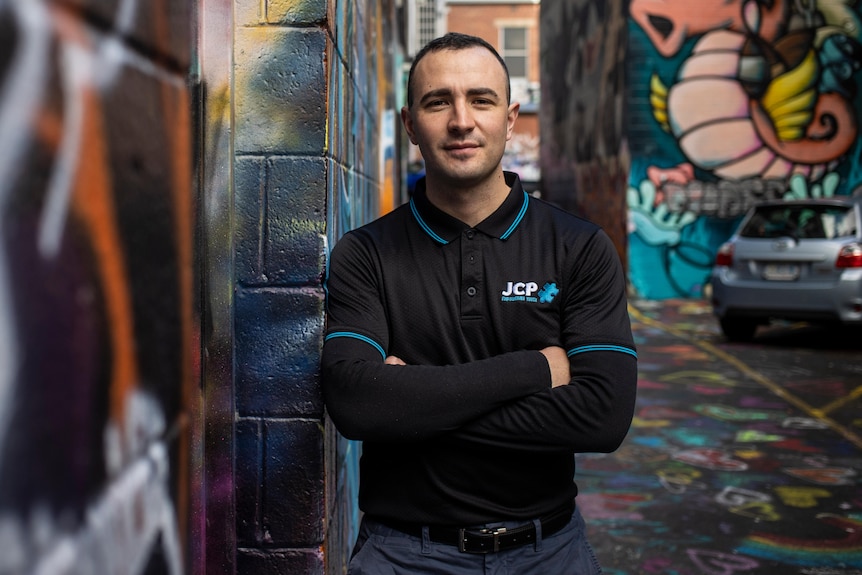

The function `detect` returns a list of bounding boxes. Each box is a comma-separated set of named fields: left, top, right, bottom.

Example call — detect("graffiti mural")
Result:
left=627, top=0, right=862, bottom=298
left=0, top=0, right=196, bottom=572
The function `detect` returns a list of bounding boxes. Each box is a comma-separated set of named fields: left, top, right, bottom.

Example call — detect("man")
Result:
left=322, top=33, right=637, bottom=574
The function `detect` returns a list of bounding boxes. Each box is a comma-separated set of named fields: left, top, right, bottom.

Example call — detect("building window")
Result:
left=500, top=27, right=527, bottom=78
left=417, top=0, right=439, bottom=54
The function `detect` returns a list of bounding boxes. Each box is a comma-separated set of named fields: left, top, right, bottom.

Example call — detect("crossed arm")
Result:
left=321, top=228, right=637, bottom=452
left=384, top=346, right=570, bottom=386
left=321, top=336, right=636, bottom=452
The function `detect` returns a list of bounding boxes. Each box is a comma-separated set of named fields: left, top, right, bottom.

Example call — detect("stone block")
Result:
left=236, top=0, right=263, bottom=25
left=236, top=419, right=262, bottom=544
left=235, top=288, right=325, bottom=417
left=267, top=0, right=326, bottom=25
left=262, top=419, right=324, bottom=545
left=237, top=549, right=323, bottom=574
left=235, top=27, right=326, bottom=154
left=235, top=156, right=265, bottom=285
left=265, top=156, right=326, bottom=285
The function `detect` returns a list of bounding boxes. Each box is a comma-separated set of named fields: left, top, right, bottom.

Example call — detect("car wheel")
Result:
left=720, top=317, right=758, bottom=341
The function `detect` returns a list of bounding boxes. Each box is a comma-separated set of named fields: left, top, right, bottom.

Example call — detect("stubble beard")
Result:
left=428, top=145, right=505, bottom=192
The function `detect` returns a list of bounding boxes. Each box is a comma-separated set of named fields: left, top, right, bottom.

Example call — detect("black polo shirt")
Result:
left=322, top=172, right=637, bottom=525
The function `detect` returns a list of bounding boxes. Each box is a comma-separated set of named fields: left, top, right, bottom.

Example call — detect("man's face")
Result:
left=402, top=46, right=518, bottom=189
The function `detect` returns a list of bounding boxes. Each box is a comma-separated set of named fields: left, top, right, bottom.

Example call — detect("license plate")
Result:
left=762, top=263, right=800, bottom=281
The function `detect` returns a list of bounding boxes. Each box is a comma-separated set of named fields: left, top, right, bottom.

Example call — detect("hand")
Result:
left=540, top=346, right=570, bottom=388
left=385, top=355, right=406, bottom=365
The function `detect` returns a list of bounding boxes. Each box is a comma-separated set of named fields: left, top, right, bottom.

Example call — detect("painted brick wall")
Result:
left=231, top=1, right=397, bottom=573
left=1, top=0, right=397, bottom=572
left=232, top=2, right=328, bottom=569
left=0, top=0, right=197, bottom=573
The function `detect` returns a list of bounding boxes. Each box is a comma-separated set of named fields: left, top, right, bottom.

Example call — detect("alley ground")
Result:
left=580, top=298, right=862, bottom=575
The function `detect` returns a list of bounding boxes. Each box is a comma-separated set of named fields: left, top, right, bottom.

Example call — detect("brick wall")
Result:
left=230, top=0, right=398, bottom=573
left=0, top=0, right=399, bottom=571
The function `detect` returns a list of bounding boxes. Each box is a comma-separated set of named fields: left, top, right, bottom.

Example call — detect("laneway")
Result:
left=580, top=299, right=862, bottom=575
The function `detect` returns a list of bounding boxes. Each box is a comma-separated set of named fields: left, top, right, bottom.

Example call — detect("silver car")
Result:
left=710, top=195, right=862, bottom=341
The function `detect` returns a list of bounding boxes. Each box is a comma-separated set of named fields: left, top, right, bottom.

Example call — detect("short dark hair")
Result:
left=406, top=32, right=511, bottom=108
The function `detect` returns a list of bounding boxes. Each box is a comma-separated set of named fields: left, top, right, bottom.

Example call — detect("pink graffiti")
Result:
left=774, top=438, right=821, bottom=453
left=687, top=549, right=759, bottom=575
left=690, top=385, right=732, bottom=396
left=648, top=163, right=694, bottom=189
left=638, top=405, right=693, bottom=419
left=643, top=557, right=674, bottom=573
left=630, top=0, right=787, bottom=59
left=673, top=448, right=748, bottom=471
left=575, top=492, right=646, bottom=521
left=785, top=467, right=857, bottom=485
left=638, top=379, right=671, bottom=390
left=739, top=396, right=785, bottom=409
left=784, top=379, right=848, bottom=395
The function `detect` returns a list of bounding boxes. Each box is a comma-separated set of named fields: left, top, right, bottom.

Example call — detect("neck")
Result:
left=425, top=171, right=511, bottom=227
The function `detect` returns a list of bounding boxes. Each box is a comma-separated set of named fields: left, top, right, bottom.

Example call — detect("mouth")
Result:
left=648, top=14, right=673, bottom=40
left=444, top=142, right=480, bottom=152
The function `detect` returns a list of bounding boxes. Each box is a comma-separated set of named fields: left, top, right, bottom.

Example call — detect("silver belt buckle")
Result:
left=480, top=526, right=507, bottom=553
left=457, top=528, right=468, bottom=552
left=458, top=526, right=507, bottom=553
left=490, top=527, right=506, bottom=552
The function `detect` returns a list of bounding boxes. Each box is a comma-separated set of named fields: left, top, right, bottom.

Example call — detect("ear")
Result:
left=506, top=102, right=520, bottom=141
left=401, top=106, right=418, bottom=145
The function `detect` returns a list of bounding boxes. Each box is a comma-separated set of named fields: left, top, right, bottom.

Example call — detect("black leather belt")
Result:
left=378, top=503, right=574, bottom=554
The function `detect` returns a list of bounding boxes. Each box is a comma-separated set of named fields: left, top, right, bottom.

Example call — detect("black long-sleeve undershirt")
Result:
left=320, top=174, right=637, bottom=524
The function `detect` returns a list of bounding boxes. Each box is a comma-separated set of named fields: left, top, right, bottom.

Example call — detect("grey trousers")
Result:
left=347, top=507, right=603, bottom=575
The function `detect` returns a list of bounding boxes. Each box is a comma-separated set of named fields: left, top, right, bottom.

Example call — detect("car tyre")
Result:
left=720, top=317, right=758, bottom=341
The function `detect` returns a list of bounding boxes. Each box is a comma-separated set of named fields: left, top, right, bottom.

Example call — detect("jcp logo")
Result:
left=501, top=281, right=538, bottom=297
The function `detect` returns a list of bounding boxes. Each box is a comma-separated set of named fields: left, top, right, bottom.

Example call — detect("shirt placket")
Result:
left=460, top=228, right=483, bottom=318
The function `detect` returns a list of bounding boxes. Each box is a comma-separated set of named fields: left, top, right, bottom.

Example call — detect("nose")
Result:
left=448, top=100, right=475, bottom=133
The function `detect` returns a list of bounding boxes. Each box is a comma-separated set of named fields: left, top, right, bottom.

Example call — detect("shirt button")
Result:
left=466, top=286, right=477, bottom=296
left=466, top=230, right=475, bottom=239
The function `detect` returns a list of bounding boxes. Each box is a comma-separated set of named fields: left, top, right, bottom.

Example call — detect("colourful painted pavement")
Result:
left=579, top=298, right=862, bottom=575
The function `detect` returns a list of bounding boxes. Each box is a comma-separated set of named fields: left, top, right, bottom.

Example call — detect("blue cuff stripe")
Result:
left=325, top=332, right=387, bottom=360
left=567, top=345, right=638, bottom=359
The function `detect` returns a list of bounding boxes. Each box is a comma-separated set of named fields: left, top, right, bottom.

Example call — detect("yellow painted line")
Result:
left=629, top=304, right=862, bottom=450
left=818, top=383, right=862, bottom=417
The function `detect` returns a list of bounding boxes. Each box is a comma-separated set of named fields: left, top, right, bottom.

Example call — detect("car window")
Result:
left=740, top=205, right=856, bottom=239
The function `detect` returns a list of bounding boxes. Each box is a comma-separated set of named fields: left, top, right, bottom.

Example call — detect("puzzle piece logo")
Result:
left=538, top=282, right=559, bottom=304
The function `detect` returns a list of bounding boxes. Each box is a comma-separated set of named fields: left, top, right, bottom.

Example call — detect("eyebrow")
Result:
left=418, top=87, right=500, bottom=105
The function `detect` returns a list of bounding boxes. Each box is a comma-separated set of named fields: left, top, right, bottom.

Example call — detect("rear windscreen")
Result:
left=740, top=205, right=856, bottom=240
